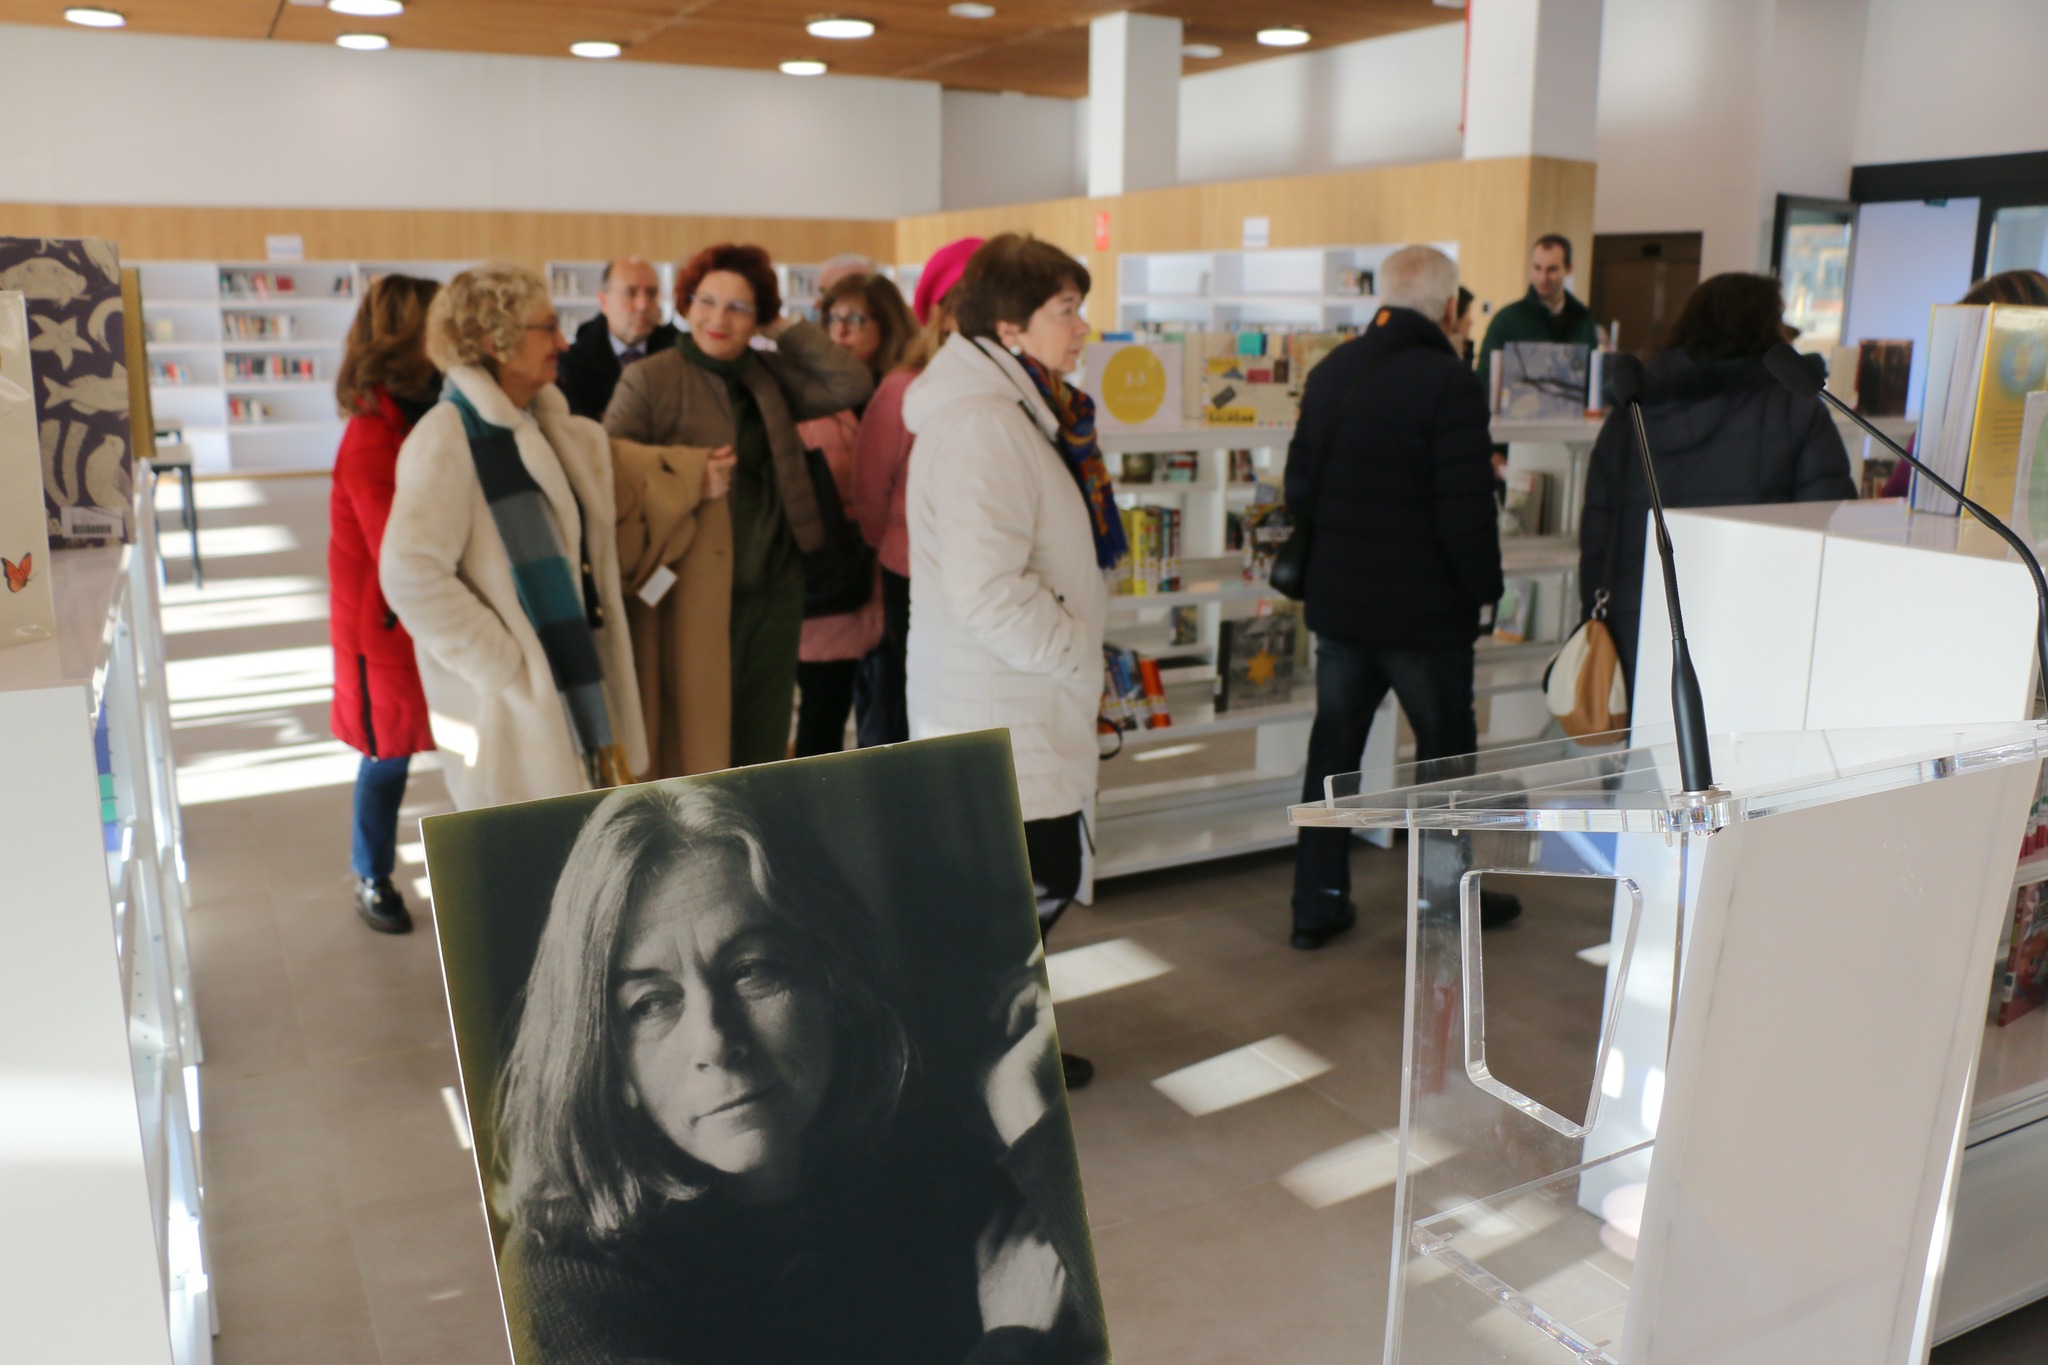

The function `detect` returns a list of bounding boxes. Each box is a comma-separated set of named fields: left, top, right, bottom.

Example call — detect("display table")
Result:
left=1292, top=722, right=2047, bottom=1363
left=0, top=471, right=209, bottom=1363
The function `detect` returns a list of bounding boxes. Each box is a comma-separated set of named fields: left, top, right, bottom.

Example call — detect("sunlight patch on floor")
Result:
left=1152, top=1036, right=1331, bottom=1118
left=176, top=738, right=361, bottom=805
left=1047, top=939, right=1173, bottom=1004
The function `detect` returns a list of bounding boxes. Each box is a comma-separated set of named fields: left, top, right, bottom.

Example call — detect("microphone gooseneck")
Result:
left=1608, top=353, right=1716, bottom=795
left=1762, top=343, right=2048, bottom=700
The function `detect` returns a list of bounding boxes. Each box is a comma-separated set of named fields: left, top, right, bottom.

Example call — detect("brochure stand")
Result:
left=1292, top=722, right=2046, bottom=1364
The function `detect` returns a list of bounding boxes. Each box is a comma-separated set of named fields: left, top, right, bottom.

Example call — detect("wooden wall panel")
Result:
left=0, top=204, right=895, bottom=272
left=894, top=156, right=1597, bottom=323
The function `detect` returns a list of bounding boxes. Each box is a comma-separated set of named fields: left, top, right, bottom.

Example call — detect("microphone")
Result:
left=1763, top=342, right=2048, bottom=693
left=1608, top=353, right=1716, bottom=796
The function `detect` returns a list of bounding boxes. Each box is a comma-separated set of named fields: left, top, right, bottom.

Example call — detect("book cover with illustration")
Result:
left=1082, top=340, right=1180, bottom=433
left=0, top=292, right=57, bottom=644
left=1960, top=305, right=2048, bottom=522
left=1497, top=342, right=1591, bottom=420
left=0, top=237, right=133, bottom=547
left=1854, top=339, right=1913, bottom=418
left=2008, top=392, right=2048, bottom=546
left=1215, top=611, right=1297, bottom=712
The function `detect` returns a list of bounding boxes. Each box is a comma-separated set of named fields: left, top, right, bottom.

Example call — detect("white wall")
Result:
left=1854, top=0, right=2048, bottom=165
left=940, top=91, right=1086, bottom=210
left=0, top=23, right=942, bottom=219
left=1176, top=24, right=1465, bottom=186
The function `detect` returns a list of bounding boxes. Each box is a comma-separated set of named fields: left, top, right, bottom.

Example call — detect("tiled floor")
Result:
left=165, top=475, right=2040, bottom=1364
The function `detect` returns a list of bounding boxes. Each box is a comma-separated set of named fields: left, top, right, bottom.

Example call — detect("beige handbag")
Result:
left=1545, top=479, right=1630, bottom=741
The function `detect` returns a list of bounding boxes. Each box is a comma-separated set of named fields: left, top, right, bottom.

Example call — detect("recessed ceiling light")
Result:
left=806, top=16, right=874, bottom=39
left=334, top=31, right=389, bottom=49
left=1256, top=26, right=1310, bottom=46
left=780, top=59, right=828, bottom=75
left=327, top=0, right=403, bottom=16
left=570, top=40, right=622, bottom=58
left=1182, top=42, right=1222, bottom=58
left=948, top=2, right=996, bottom=17
left=63, top=6, right=125, bottom=26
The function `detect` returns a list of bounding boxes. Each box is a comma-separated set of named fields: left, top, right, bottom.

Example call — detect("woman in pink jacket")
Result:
left=792, top=272, right=919, bottom=755
left=848, top=238, right=982, bottom=747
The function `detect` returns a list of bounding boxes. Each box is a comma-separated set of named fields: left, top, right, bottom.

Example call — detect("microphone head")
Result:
left=1764, top=341, right=1824, bottom=398
left=1607, top=351, right=1645, bottom=406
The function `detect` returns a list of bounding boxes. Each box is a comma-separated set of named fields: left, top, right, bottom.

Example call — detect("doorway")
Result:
left=1590, top=232, right=1702, bottom=358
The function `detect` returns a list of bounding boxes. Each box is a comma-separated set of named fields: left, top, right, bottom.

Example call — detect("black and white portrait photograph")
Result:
left=421, top=732, right=1110, bottom=1365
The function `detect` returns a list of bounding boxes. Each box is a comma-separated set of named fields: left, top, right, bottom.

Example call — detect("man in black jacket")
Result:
left=1285, top=245, right=1512, bottom=949
left=556, top=258, right=680, bottom=421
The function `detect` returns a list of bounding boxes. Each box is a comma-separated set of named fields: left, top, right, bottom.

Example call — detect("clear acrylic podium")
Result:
left=1290, top=722, right=2047, bottom=1365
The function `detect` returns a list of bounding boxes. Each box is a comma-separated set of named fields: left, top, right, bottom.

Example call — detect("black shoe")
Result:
left=1061, top=1052, right=1095, bottom=1090
left=1480, top=890, right=1523, bottom=930
left=355, top=877, right=414, bottom=935
left=1290, top=901, right=1358, bottom=951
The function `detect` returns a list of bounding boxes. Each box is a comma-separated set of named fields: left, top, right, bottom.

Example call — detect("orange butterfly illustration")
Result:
left=3, top=552, right=31, bottom=593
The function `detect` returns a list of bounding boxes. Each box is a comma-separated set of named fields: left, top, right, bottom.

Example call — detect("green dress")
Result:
left=679, top=336, right=806, bottom=766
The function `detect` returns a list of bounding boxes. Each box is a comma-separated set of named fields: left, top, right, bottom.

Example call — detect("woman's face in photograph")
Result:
left=611, top=851, right=834, bottom=1203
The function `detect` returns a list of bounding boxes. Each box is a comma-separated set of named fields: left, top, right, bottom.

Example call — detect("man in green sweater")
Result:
left=1476, top=233, right=1601, bottom=377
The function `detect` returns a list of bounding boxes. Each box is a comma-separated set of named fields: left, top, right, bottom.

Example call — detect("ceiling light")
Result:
left=806, top=16, right=874, bottom=39
left=63, top=6, right=125, bottom=26
left=1182, top=42, right=1222, bottom=58
left=334, top=32, right=389, bottom=49
left=327, top=0, right=403, bottom=16
left=780, top=59, right=828, bottom=75
left=948, top=2, right=996, bottom=16
left=570, top=40, right=622, bottom=58
left=1256, top=26, right=1310, bottom=46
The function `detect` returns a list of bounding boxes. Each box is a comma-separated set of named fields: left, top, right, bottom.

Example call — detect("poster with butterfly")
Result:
left=0, top=291, right=57, bottom=644
left=0, top=236, right=133, bottom=549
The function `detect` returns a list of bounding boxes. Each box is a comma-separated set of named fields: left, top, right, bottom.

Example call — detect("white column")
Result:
left=1464, top=0, right=1604, bottom=161
left=1087, top=11, right=1183, bottom=197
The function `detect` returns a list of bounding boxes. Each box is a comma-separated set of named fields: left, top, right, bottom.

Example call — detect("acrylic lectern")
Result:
left=1290, top=722, right=2047, bottom=1365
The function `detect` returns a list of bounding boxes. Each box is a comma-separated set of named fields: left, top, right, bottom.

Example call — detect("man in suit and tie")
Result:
left=556, top=257, right=680, bottom=421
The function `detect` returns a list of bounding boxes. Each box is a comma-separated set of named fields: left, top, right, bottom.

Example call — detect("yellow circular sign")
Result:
left=1101, top=345, right=1168, bottom=427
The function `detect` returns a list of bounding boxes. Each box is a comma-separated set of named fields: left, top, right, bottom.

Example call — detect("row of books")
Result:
left=223, top=312, right=296, bottom=340
left=1118, top=450, right=1266, bottom=485
left=226, top=396, right=273, bottom=423
left=150, top=361, right=192, bottom=386
left=1912, top=304, right=2048, bottom=520
left=1110, top=506, right=1183, bottom=595
left=547, top=269, right=590, bottom=296
left=227, top=355, right=318, bottom=383
left=1999, top=764, right=2048, bottom=1026
left=1101, top=646, right=1172, bottom=732
left=221, top=269, right=349, bottom=299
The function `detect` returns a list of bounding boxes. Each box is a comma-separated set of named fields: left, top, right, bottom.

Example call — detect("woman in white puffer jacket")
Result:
left=902, top=235, right=1117, bottom=1086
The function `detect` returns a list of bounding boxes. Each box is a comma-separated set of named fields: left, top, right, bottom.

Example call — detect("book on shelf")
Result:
left=1498, top=469, right=1549, bottom=537
left=1083, top=340, right=1183, bottom=431
left=1495, top=342, right=1592, bottom=419
left=1912, top=305, right=1989, bottom=515
left=224, top=312, right=294, bottom=341
left=548, top=268, right=584, bottom=296
left=1229, top=449, right=1256, bottom=483
left=1854, top=339, right=1913, bottom=417
left=1120, top=451, right=1155, bottom=484
left=1958, top=305, right=2048, bottom=521
left=1335, top=266, right=1374, bottom=296
left=226, top=354, right=317, bottom=383
left=1214, top=611, right=1298, bottom=712
left=1161, top=451, right=1198, bottom=483
left=150, top=361, right=189, bottom=385
left=227, top=396, right=273, bottom=423
left=1112, top=506, right=1182, bottom=595
left=1237, top=500, right=1292, bottom=582
left=2008, top=391, right=2048, bottom=545
left=1099, top=644, right=1172, bottom=731
left=1168, top=605, right=1199, bottom=646
left=1493, top=578, right=1537, bottom=643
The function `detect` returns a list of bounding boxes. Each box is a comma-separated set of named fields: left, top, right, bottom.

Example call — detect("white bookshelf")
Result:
left=1090, top=417, right=1584, bottom=883
left=1115, top=242, right=1458, bottom=334
left=136, top=259, right=472, bottom=474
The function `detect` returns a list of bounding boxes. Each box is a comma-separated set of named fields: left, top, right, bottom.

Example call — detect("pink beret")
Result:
left=912, top=237, right=985, bottom=326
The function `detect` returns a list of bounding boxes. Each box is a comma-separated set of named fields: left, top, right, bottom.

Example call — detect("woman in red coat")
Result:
left=329, top=275, right=442, bottom=934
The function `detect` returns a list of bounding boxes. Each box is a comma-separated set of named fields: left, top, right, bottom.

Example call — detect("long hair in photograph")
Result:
left=491, top=782, right=911, bottom=1245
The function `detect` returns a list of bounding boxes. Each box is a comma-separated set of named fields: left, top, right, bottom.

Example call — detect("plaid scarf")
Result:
left=448, top=388, right=631, bottom=789
left=1014, top=350, right=1128, bottom=570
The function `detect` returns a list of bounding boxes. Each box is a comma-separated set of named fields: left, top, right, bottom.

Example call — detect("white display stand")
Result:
left=1628, top=498, right=2048, bottom=1340
left=1115, top=242, right=1455, bottom=334
left=0, top=472, right=208, bottom=1362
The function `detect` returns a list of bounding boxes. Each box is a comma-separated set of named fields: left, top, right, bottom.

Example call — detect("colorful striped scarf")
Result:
left=1015, top=350, right=1128, bottom=570
left=448, top=388, right=631, bottom=790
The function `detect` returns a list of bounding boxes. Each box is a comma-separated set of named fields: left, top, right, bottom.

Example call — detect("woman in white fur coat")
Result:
left=381, top=264, right=650, bottom=811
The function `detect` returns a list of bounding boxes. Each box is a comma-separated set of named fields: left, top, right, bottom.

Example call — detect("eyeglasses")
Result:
left=524, top=317, right=562, bottom=334
left=689, top=294, right=756, bottom=319
left=825, top=311, right=873, bottom=329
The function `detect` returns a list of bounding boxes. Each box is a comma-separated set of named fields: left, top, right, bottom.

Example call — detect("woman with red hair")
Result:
left=607, top=245, right=873, bottom=766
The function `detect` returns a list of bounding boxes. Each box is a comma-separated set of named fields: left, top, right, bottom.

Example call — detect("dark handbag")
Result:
left=1268, top=339, right=1418, bottom=601
left=801, top=445, right=877, bottom=619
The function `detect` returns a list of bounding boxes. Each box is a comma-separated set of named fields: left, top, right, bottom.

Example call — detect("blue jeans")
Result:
left=351, top=753, right=411, bottom=882
left=1292, top=636, right=1477, bottom=928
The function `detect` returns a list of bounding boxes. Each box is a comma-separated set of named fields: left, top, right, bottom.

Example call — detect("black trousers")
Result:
left=1292, top=635, right=1477, bottom=929
left=853, top=567, right=911, bottom=748
left=1024, top=809, right=1084, bottom=933
left=794, top=658, right=860, bottom=758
